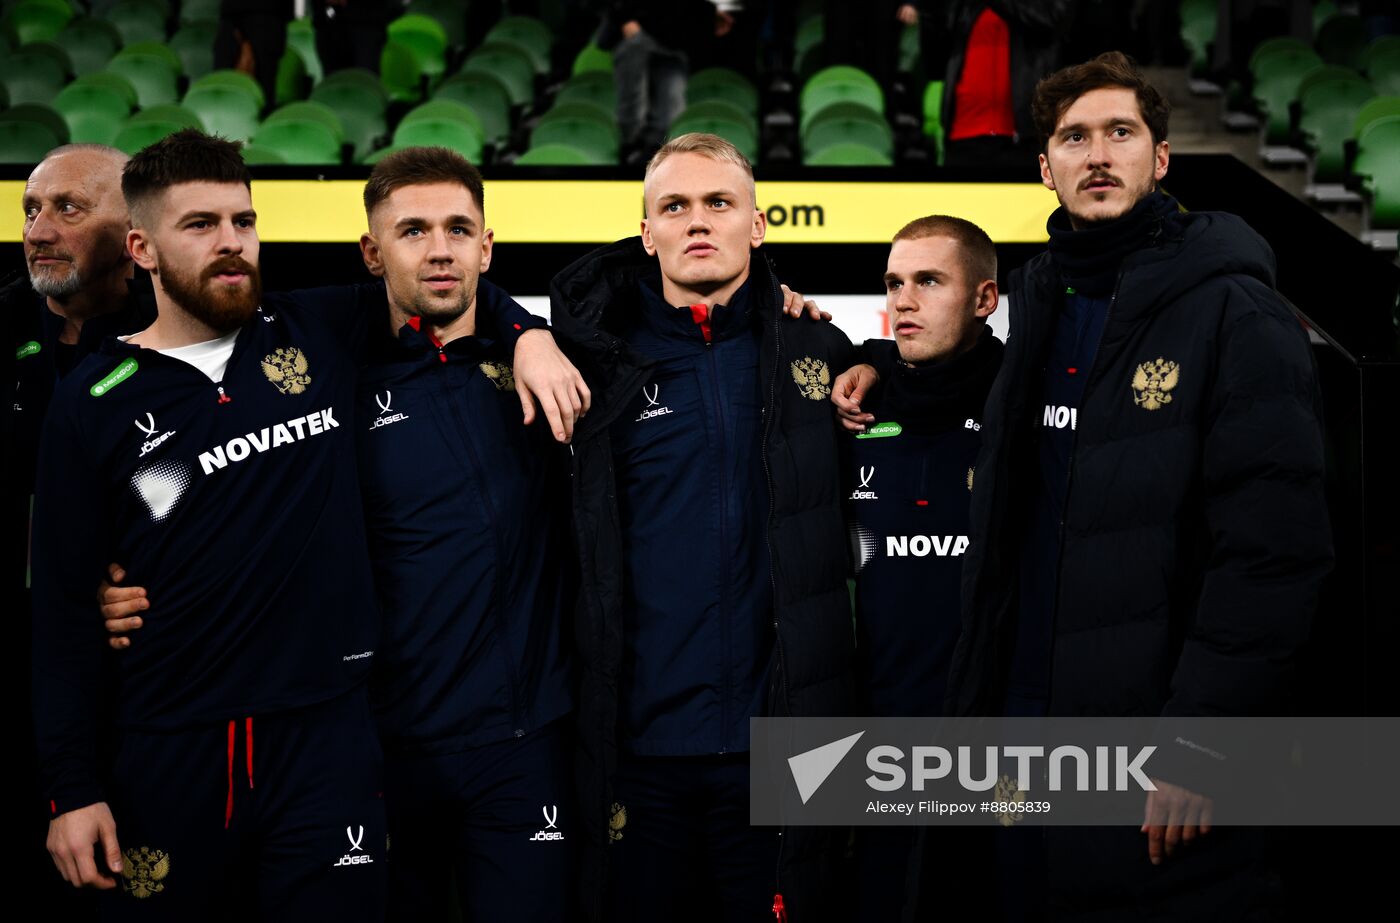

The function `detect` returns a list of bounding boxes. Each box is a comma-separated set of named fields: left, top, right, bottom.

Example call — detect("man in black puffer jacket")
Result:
left=946, top=53, right=1331, bottom=920
left=550, top=133, right=855, bottom=923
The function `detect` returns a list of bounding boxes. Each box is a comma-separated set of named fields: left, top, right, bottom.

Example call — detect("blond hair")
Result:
left=643, top=133, right=756, bottom=211
left=892, top=214, right=997, bottom=285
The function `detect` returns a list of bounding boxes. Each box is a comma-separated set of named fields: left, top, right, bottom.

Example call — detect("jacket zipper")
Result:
left=760, top=270, right=787, bottom=906
left=704, top=336, right=734, bottom=753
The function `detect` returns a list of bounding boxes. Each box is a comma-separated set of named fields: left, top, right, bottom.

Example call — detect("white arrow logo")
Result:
left=857, top=466, right=875, bottom=490
left=134, top=413, right=157, bottom=437
left=346, top=826, right=365, bottom=851
left=542, top=805, right=558, bottom=830
left=642, top=384, right=660, bottom=408
left=375, top=392, right=392, bottom=414
left=788, top=732, right=866, bottom=805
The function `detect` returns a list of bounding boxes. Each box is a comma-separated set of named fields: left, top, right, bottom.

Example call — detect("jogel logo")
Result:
left=261, top=347, right=312, bottom=395
left=135, top=412, right=176, bottom=457
left=635, top=384, right=673, bottom=422
left=791, top=357, right=831, bottom=400
left=480, top=361, right=516, bottom=392
left=121, top=846, right=170, bottom=899
left=369, top=391, right=409, bottom=430
left=333, top=825, right=374, bottom=868
left=849, top=466, right=878, bottom=500
left=608, top=803, right=627, bottom=843
left=530, top=804, right=565, bottom=841
left=1131, top=357, right=1179, bottom=411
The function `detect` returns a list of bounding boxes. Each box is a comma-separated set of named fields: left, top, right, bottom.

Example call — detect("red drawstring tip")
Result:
left=513, top=323, right=522, bottom=330
left=1066, top=367, right=1078, bottom=375
left=772, top=893, right=788, bottom=922
left=915, top=499, right=929, bottom=507
left=49, top=799, right=56, bottom=815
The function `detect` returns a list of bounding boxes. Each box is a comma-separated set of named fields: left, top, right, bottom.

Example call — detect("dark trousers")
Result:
left=384, top=720, right=578, bottom=922
left=607, top=752, right=780, bottom=923
left=214, top=3, right=293, bottom=108
left=99, top=689, right=386, bottom=921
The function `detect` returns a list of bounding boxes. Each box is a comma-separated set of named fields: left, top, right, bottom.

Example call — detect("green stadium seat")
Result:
left=571, top=42, right=612, bottom=76
left=0, top=117, right=60, bottom=162
left=387, top=13, right=447, bottom=81
left=667, top=114, right=757, bottom=163
left=114, top=118, right=192, bottom=154
left=922, top=79, right=945, bottom=155
left=486, top=15, right=552, bottom=75
left=899, top=23, right=920, bottom=74
left=107, top=0, right=166, bottom=45
left=0, top=47, right=66, bottom=105
left=390, top=118, right=484, bottom=162
left=803, top=141, right=892, bottom=166
left=380, top=39, right=426, bottom=104
left=1249, top=37, right=1311, bottom=75
left=672, top=100, right=755, bottom=132
left=317, top=67, right=388, bottom=109
left=170, top=21, right=216, bottom=79
left=105, top=52, right=179, bottom=108
left=1365, top=37, right=1400, bottom=96
left=129, top=103, right=203, bottom=130
left=1312, top=1, right=1338, bottom=30
left=462, top=41, right=535, bottom=107
left=71, top=70, right=139, bottom=108
left=801, top=66, right=884, bottom=129
left=116, top=40, right=183, bottom=75
left=404, top=0, right=465, bottom=50
left=19, top=39, right=73, bottom=78
left=1179, top=0, right=1218, bottom=77
left=190, top=70, right=265, bottom=112
left=794, top=14, right=823, bottom=75
left=1353, top=116, right=1400, bottom=226
left=239, top=142, right=286, bottom=165
left=402, top=99, right=484, bottom=139
left=183, top=84, right=261, bottom=142
left=180, top=0, right=219, bottom=26
left=265, top=101, right=343, bottom=147
left=686, top=67, right=758, bottom=117
left=250, top=119, right=342, bottom=164
left=1251, top=47, right=1324, bottom=143
left=54, top=18, right=120, bottom=76
left=516, top=142, right=607, bottom=165
left=557, top=71, right=615, bottom=114
left=55, top=81, right=131, bottom=143
left=1354, top=96, right=1400, bottom=139
left=0, top=102, right=69, bottom=146
left=1295, top=66, right=1374, bottom=180
left=1315, top=14, right=1369, bottom=68
left=285, top=18, right=323, bottom=85
left=531, top=116, right=617, bottom=162
left=433, top=72, right=511, bottom=144
left=804, top=108, right=893, bottom=161
left=275, top=46, right=309, bottom=106
left=309, top=80, right=386, bottom=160
left=2, top=0, right=71, bottom=45
left=538, top=99, right=615, bottom=128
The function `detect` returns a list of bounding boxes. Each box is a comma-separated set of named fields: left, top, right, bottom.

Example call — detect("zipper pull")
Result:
left=438, top=347, right=447, bottom=364
left=771, top=893, right=788, bottom=922
left=217, top=386, right=231, bottom=405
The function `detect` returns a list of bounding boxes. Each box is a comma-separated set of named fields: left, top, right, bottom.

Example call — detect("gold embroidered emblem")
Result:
left=479, top=360, right=516, bottom=392
left=608, top=803, right=627, bottom=842
left=121, top=846, right=170, bottom=899
left=790, top=357, right=831, bottom=400
left=993, top=774, right=1026, bottom=828
left=261, top=347, right=311, bottom=395
left=1131, top=358, right=1179, bottom=411
left=966, top=467, right=975, bottom=491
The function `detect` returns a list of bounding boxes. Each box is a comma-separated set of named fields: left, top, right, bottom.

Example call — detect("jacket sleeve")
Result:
left=1161, top=283, right=1332, bottom=720
left=31, top=392, right=112, bottom=815
left=477, top=277, right=551, bottom=350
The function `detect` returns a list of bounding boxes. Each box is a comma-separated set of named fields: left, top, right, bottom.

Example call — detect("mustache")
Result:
left=1079, top=172, right=1122, bottom=190
left=28, top=248, right=74, bottom=264
left=202, top=256, right=258, bottom=280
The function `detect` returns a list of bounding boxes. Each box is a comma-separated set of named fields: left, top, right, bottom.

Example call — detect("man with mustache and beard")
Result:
left=28, top=131, right=580, bottom=920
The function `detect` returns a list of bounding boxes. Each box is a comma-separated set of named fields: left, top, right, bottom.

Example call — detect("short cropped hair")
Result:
left=1031, top=51, right=1171, bottom=151
left=122, top=129, right=250, bottom=229
left=644, top=132, right=756, bottom=211
left=363, top=146, right=485, bottom=222
left=892, top=215, right=997, bottom=285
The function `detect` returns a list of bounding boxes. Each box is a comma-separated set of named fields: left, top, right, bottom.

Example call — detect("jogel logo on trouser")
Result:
left=333, top=825, right=374, bottom=867
left=529, top=804, right=565, bottom=841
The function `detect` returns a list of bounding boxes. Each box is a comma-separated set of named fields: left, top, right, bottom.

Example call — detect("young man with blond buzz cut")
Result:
left=550, top=133, right=855, bottom=923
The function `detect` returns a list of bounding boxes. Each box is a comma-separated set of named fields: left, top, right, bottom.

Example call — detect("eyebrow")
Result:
left=22, top=191, right=95, bottom=208
left=1058, top=115, right=1142, bottom=135
left=176, top=209, right=257, bottom=223
left=657, top=189, right=737, bottom=204
left=394, top=214, right=478, bottom=229
left=884, top=268, right=947, bottom=284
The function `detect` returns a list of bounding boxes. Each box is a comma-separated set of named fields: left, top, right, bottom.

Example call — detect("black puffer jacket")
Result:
left=949, top=205, right=1331, bottom=721
left=549, top=239, right=857, bottom=922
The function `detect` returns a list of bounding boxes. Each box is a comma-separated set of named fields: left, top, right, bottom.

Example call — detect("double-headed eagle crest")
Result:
left=790, top=357, right=831, bottom=401
left=262, top=347, right=312, bottom=395
left=608, top=803, right=627, bottom=842
left=993, top=774, right=1026, bottom=828
left=121, top=846, right=170, bottom=899
left=1131, top=357, right=1179, bottom=411
left=479, top=360, right=516, bottom=392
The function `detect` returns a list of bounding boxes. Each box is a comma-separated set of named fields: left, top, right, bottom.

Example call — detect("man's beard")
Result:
left=405, top=279, right=476, bottom=327
left=157, top=254, right=262, bottom=332
left=28, top=252, right=83, bottom=298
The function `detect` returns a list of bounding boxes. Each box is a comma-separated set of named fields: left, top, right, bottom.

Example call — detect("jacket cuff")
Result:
left=47, top=779, right=105, bottom=818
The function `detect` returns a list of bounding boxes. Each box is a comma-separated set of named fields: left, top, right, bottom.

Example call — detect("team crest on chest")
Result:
left=479, top=360, right=516, bottom=392
left=790, top=357, right=831, bottom=400
left=1131, top=357, right=1179, bottom=411
left=121, top=846, right=170, bottom=899
left=262, top=347, right=311, bottom=395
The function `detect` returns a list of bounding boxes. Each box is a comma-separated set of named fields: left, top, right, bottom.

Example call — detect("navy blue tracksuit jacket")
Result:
left=355, top=282, right=573, bottom=754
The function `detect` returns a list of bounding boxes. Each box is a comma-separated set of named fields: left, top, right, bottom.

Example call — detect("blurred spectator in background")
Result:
left=600, top=1, right=721, bottom=165
left=1211, top=0, right=1313, bottom=87
left=923, top=1, right=1072, bottom=169
left=823, top=0, right=907, bottom=88
left=215, top=0, right=294, bottom=107
left=312, top=0, right=391, bottom=75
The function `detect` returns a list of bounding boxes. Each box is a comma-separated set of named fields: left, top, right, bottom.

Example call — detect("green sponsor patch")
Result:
left=856, top=421, right=902, bottom=440
left=90, top=358, right=138, bottom=397
left=16, top=340, right=41, bottom=359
